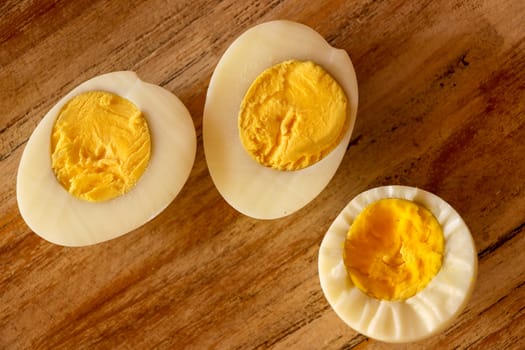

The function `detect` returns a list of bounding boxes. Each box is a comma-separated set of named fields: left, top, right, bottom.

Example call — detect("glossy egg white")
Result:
left=318, top=185, right=478, bottom=343
left=17, top=71, right=196, bottom=246
left=203, top=20, right=359, bottom=219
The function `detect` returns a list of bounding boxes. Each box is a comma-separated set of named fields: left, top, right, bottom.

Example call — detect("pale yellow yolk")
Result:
left=343, top=198, right=444, bottom=301
left=238, top=60, right=348, bottom=170
left=51, top=91, right=151, bottom=202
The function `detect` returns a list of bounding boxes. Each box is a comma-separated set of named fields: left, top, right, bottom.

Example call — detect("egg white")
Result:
left=17, top=71, right=196, bottom=246
left=318, top=185, right=478, bottom=343
left=203, top=20, right=359, bottom=219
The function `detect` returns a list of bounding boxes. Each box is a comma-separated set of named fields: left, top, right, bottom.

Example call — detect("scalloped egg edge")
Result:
left=318, top=185, right=478, bottom=343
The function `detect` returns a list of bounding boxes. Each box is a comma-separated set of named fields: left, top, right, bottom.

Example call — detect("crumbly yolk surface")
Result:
left=343, top=198, right=444, bottom=301
left=238, top=60, right=348, bottom=171
left=51, top=91, right=151, bottom=202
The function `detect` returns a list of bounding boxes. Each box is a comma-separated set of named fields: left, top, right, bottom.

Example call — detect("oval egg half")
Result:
left=203, top=20, right=359, bottom=219
left=17, top=71, right=196, bottom=246
left=318, top=185, right=478, bottom=342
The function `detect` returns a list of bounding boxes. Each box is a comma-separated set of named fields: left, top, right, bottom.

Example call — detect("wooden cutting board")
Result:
left=1, top=0, right=524, bottom=348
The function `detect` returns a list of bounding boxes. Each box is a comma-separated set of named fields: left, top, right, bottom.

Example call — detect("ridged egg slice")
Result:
left=318, top=186, right=478, bottom=342
left=203, top=20, right=358, bottom=219
left=17, top=71, right=196, bottom=246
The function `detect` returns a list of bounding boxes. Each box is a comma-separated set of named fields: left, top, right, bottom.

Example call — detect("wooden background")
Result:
left=1, top=0, right=524, bottom=349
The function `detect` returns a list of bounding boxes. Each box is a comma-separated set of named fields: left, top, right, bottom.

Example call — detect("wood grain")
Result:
left=1, top=0, right=524, bottom=349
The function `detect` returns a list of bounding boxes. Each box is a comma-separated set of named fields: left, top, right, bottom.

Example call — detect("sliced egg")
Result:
left=203, top=20, right=358, bottom=219
left=17, top=71, right=196, bottom=246
left=318, top=185, right=478, bottom=343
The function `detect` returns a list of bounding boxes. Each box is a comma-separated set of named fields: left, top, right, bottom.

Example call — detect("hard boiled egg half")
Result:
left=203, top=20, right=358, bottom=219
left=17, top=71, right=196, bottom=246
left=318, top=186, right=478, bottom=342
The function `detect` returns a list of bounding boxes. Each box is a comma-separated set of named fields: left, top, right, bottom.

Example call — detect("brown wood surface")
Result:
left=1, top=0, right=524, bottom=349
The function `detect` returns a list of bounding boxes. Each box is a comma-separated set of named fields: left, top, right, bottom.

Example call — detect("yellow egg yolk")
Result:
left=343, top=198, right=444, bottom=301
left=238, top=60, right=348, bottom=171
left=51, top=91, right=151, bottom=202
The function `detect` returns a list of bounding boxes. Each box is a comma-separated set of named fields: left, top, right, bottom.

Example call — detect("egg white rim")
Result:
left=16, top=71, right=197, bottom=246
left=318, top=185, right=478, bottom=343
left=203, top=20, right=359, bottom=220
